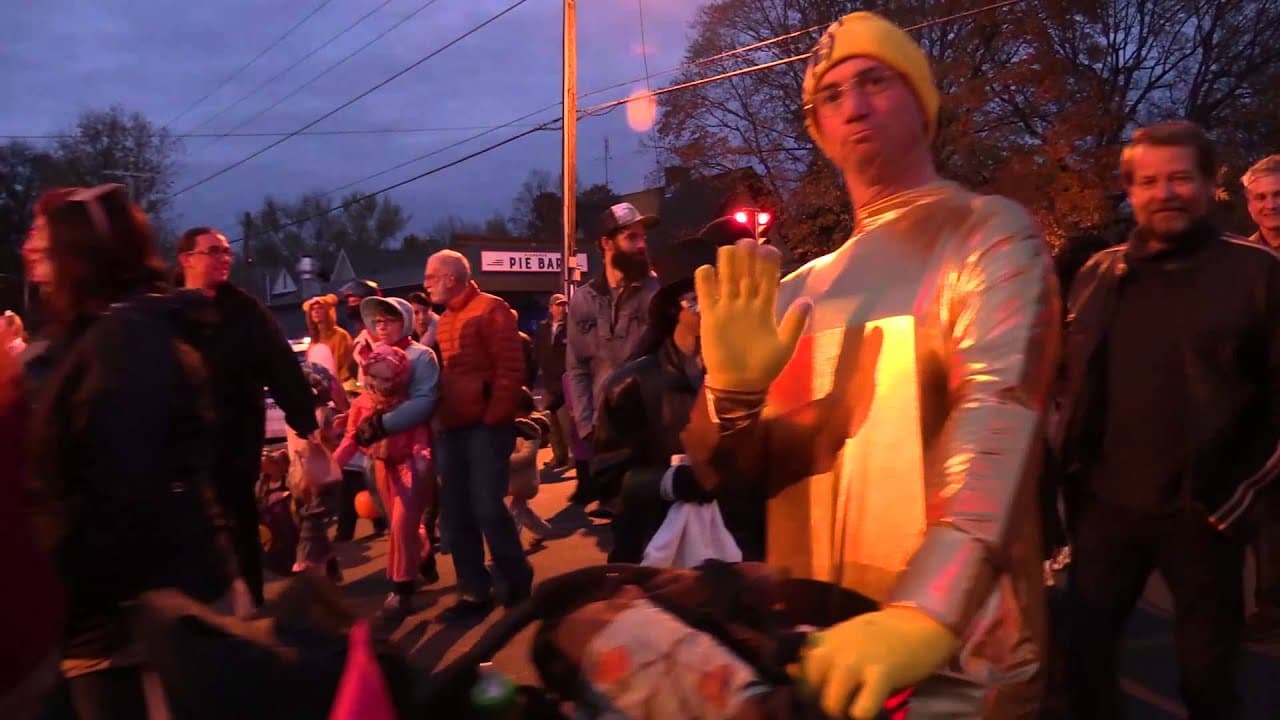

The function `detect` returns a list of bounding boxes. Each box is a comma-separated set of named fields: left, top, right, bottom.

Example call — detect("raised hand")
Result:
left=694, top=239, right=812, bottom=392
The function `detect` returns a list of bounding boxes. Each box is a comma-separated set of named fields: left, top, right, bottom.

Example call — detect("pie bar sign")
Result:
left=479, top=251, right=589, bottom=273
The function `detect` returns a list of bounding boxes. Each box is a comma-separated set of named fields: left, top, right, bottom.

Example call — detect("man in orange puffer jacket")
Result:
left=424, top=250, right=534, bottom=623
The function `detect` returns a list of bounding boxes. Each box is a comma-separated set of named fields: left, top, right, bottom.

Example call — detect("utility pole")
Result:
left=600, top=136, right=612, bottom=188
left=561, top=0, right=578, bottom=299
left=103, top=170, right=153, bottom=208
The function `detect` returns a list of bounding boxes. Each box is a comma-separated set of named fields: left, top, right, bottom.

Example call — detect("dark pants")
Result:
left=66, top=668, right=146, bottom=720
left=547, top=404, right=571, bottom=467
left=1066, top=499, right=1244, bottom=720
left=439, top=424, right=533, bottom=599
left=607, top=468, right=670, bottom=564
left=1251, top=485, right=1280, bottom=615
left=215, top=460, right=265, bottom=607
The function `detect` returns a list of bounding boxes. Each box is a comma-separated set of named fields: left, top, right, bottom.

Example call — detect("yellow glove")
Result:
left=798, top=607, right=959, bottom=719
left=693, top=239, right=812, bottom=392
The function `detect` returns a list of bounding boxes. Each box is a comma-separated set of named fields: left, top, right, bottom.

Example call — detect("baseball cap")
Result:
left=549, top=293, right=568, bottom=306
left=598, top=202, right=658, bottom=237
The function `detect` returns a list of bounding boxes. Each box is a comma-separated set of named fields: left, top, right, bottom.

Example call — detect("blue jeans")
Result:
left=439, top=423, right=533, bottom=599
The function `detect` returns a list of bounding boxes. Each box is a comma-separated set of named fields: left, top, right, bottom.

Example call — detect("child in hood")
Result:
left=335, top=298, right=439, bottom=615
left=290, top=356, right=348, bottom=582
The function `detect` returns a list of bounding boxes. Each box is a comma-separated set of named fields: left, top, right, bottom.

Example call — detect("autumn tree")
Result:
left=655, top=0, right=1280, bottom=260
left=238, top=192, right=410, bottom=275
left=509, top=170, right=621, bottom=243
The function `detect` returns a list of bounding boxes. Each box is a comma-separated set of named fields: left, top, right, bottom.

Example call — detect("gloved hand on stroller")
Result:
left=417, top=561, right=924, bottom=719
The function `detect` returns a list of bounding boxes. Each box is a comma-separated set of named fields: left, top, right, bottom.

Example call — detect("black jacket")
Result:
left=197, top=284, right=317, bottom=478
left=30, top=291, right=236, bottom=647
left=533, top=319, right=568, bottom=405
left=1054, top=227, right=1280, bottom=532
left=593, top=339, right=764, bottom=562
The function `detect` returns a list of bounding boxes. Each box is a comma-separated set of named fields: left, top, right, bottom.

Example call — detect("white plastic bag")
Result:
left=641, top=455, right=743, bottom=568
left=286, top=414, right=342, bottom=492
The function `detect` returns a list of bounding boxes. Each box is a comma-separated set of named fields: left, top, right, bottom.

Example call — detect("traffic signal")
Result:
left=731, top=208, right=773, bottom=241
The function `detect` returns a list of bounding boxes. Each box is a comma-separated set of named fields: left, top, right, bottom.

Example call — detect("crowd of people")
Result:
left=2, top=8, right=1279, bottom=720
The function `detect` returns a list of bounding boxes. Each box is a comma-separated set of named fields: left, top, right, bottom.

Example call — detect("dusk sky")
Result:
left=1, top=0, right=706, bottom=236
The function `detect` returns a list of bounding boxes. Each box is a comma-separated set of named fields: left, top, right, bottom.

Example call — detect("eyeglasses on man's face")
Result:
left=806, top=67, right=900, bottom=117
left=186, top=246, right=234, bottom=259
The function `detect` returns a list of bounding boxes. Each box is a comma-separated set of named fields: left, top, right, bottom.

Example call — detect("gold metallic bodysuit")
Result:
left=687, top=180, right=1061, bottom=717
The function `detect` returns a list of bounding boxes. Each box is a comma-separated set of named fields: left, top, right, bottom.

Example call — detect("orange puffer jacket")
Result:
left=436, top=282, right=525, bottom=428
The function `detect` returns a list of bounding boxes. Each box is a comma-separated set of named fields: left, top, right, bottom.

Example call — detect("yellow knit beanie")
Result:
left=802, top=12, right=940, bottom=150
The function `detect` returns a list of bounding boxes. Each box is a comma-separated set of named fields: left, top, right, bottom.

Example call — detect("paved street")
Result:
left=270, top=447, right=1280, bottom=718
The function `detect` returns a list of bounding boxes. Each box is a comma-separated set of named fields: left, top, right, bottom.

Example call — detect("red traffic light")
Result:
left=756, top=211, right=771, bottom=226
left=733, top=210, right=750, bottom=224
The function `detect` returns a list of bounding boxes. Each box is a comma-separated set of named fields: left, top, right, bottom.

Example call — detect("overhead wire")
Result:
left=162, top=0, right=336, bottom=130
left=183, top=0, right=396, bottom=137
left=228, top=0, right=1027, bottom=243
left=168, top=0, right=532, bottom=199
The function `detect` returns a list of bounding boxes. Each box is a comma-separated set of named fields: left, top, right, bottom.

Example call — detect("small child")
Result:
left=290, top=358, right=347, bottom=583
left=333, top=344, right=433, bottom=616
left=509, top=391, right=553, bottom=540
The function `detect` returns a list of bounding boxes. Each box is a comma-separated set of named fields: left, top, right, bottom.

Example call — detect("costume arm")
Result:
left=885, top=204, right=1061, bottom=635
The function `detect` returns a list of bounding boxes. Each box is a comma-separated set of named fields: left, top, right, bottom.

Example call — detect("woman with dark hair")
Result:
left=175, top=225, right=318, bottom=608
left=27, top=185, right=237, bottom=718
left=592, top=236, right=764, bottom=563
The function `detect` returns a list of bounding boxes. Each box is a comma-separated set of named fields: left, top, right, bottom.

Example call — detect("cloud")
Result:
left=1, top=0, right=706, bottom=236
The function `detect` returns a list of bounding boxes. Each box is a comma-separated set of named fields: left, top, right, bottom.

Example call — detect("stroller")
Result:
left=417, top=562, right=911, bottom=719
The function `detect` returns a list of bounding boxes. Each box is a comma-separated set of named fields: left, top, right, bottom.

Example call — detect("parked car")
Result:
left=263, top=336, right=311, bottom=443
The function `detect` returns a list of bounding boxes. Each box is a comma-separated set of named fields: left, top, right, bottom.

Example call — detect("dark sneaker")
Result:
left=325, top=557, right=344, bottom=584
left=420, top=554, right=440, bottom=585
left=440, top=596, right=494, bottom=624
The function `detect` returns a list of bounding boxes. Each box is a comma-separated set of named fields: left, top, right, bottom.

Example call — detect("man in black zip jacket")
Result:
left=1054, top=122, right=1280, bottom=720
left=177, top=227, right=319, bottom=607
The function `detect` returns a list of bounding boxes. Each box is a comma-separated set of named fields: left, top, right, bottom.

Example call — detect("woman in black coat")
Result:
left=28, top=185, right=236, bottom=719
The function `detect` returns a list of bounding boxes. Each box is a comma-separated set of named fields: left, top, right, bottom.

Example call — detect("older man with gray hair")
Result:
left=423, top=249, right=533, bottom=622
left=1244, top=154, right=1280, bottom=251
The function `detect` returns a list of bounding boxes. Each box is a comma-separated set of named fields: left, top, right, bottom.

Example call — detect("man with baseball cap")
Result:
left=565, top=202, right=661, bottom=510
left=681, top=11, right=1058, bottom=717
left=534, top=292, right=572, bottom=470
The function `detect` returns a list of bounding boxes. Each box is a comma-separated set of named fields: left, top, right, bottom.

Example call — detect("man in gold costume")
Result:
left=684, top=11, right=1060, bottom=718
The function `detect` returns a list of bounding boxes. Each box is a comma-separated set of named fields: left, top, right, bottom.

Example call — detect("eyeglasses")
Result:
left=805, top=68, right=899, bottom=117
left=185, top=247, right=234, bottom=258
left=371, top=316, right=401, bottom=326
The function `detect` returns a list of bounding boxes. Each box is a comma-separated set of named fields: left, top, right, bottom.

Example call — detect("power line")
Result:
left=168, top=0, right=532, bottom=199
left=185, top=0, right=445, bottom=156
left=184, top=0, right=395, bottom=137
left=235, top=0, right=1028, bottom=242
left=0, top=124, right=551, bottom=141
left=163, top=0, right=336, bottom=130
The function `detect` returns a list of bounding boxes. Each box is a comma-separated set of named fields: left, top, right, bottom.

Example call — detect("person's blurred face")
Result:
left=180, top=232, right=233, bottom=290
left=410, top=302, right=430, bottom=334
left=676, top=290, right=700, bottom=338
left=1246, top=173, right=1280, bottom=242
left=811, top=57, right=927, bottom=182
left=364, top=362, right=399, bottom=396
left=22, top=214, right=52, bottom=287
left=1125, top=144, right=1212, bottom=239
left=550, top=299, right=567, bottom=322
left=603, top=226, right=650, bottom=278
left=308, top=304, right=327, bottom=325
left=424, top=257, right=461, bottom=304
left=370, top=312, right=404, bottom=344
